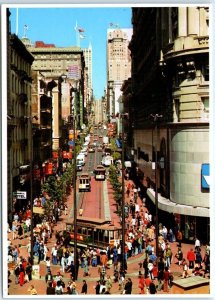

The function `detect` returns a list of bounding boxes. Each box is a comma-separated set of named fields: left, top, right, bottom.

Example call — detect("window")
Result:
left=202, top=65, right=209, bottom=81
left=174, top=99, right=180, bottom=122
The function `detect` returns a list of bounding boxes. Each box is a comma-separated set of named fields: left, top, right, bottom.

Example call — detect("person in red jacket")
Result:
left=187, top=248, right=196, bottom=269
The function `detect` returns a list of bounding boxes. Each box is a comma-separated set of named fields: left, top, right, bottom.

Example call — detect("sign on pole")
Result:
left=16, top=191, right=27, bottom=199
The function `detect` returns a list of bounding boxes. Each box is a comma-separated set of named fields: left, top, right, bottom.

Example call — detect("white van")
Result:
left=77, top=154, right=85, bottom=166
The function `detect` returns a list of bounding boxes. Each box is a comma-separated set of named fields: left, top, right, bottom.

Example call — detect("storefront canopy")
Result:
left=147, top=188, right=209, bottom=218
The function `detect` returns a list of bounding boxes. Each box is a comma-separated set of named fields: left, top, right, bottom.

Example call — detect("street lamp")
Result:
left=150, top=113, right=163, bottom=258
left=24, top=115, right=38, bottom=265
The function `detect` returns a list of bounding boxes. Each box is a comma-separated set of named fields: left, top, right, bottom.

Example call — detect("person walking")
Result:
left=105, top=274, right=112, bottom=293
left=46, top=281, right=55, bottom=295
left=95, top=280, right=101, bottom=294
left=19, top=265, right=25, bottom=286
left=176, top=230, right=183, bottom=247
left=149, top=280, right=157, bottom=294
left=163, top=266, right=170, bottom=292
left=187, top=248, right=196, bottom=269
left=175, top=247, right=183, bottom=265
left=138, top=275, right=146, bottom=294
left=81, top=280, right=88, bottom=294
left=124, top=277, right=133, bottom=294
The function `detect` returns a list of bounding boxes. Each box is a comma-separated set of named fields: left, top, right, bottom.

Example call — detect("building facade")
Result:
left=107, top=28, right=132, bottom=116
left=7, top=9, right=35, bottom=211
left=128, top=7, right=210, bottom=242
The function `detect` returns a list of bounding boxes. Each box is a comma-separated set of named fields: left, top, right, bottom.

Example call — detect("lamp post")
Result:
left=70, top=81, right=79, bottom=280
left=73, top=113, right=78, bottom=280
left=24, top=115, right=38, bottom=265
left=150, top=113, right=163, bottom=258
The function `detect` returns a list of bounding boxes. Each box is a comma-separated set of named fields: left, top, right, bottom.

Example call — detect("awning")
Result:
left=147, top=188, right=210, bottom=218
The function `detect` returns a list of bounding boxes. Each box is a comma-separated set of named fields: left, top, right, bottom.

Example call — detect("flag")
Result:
left=78, top=27, right=85, bottom=32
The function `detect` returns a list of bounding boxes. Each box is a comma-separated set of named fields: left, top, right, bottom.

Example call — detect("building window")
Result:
left=174, top=99, right=180, bottom=122
left=201, top=97, right=209, bottom=121
left=202, top=65, right=209, bottom=82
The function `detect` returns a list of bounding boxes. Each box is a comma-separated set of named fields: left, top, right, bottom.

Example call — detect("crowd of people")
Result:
left=7, top=175, right=210, bottom=295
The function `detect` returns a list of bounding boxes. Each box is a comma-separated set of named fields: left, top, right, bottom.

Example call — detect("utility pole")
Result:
left=151, top=113, right=163, bottom=258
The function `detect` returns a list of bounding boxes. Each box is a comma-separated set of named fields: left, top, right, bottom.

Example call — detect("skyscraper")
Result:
left=107, top=28, right=132, bottom=116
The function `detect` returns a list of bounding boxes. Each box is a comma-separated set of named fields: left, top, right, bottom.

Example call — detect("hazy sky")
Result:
left=9, top=6, right=132, bottom=99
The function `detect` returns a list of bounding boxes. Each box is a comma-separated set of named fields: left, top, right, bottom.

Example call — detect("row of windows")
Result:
left=11, top=73, right=31, bottom=95
left=11, top=50, right=31, bottom=75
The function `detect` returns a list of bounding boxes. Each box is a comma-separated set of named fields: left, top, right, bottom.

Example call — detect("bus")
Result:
left=79, top=173, right=91, bottom=192
left=94, top=165, right=106, bottom=181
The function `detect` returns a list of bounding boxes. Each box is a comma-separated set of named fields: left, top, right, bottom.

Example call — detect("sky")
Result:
left=9, top=6, right=132, bottom=100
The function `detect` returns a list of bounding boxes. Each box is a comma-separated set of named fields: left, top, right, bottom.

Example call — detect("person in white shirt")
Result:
left=194, top=237, right=201, bottom=250
left=25, top=218, right=31, bottom=232
left=43, top=244, right=49, bottom=262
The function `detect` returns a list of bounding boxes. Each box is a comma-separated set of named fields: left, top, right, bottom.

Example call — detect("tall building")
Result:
left=22, top=41, right=86, bottom=150
left=7, top=9, right=35, bottom=211
left=127, top=7, right=210, bottom=242
left=83, top=44, right=93, bottom=118
left=107, top=28, right=132, bottom=116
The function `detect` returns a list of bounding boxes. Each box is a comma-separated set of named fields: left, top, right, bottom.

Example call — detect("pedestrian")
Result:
left=194, top=237, right=201, bottom=251
left=175, top=247, right=183, bottom=265
left=138, top=275, right=146, bottom=294
left=51, top=245, right=58, bottom=265
left=27, top=284, right=37, bottom=295
left=118, top=271, right=125, bottom=292
left=149, top=280, right=157, bottom=294
left=12, top=221, right=18, bottom=240
left=124, top=277, right=132, bottom=294
left=176, top=230, right=183, bottom=247
left=25, top=262, right=32, bottom=281
left=187, top=248, right=196, bottom=269
left=19, top=265, right=25, bottom=286
left=14, top=264, right=20, bottom=284
left=46, top=281, right=56, bottom=295
left=163, top=266, right=170, bottom=292
left=46, top=257, right=51, bottom=273
left=81, top=279, right=88, bottom=294
left=105, top=274, right=112, bottom=293
left=45, top=270, right=53, bottom=283
left=55, top=280, right=64, bottom=295
left=94, top=280, right=101, bottom=294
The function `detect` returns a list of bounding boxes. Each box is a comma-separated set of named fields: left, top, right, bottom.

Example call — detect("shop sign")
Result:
left=201, top=163, right=210, bottom=189
left=16, top=191, right=27, bottom=199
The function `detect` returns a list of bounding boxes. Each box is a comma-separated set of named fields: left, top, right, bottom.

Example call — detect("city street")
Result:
left=8, top=172, right=209, bottom=295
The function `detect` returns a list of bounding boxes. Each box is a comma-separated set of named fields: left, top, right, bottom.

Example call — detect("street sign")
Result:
left=68, top=140, right=75, bottom=146
left=16, top=191, right=27, bottom=199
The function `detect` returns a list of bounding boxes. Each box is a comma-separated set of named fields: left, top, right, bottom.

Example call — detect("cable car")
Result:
left=94, top=165, right=106, bottom=181
left=79, top=173, right=91, bottom=192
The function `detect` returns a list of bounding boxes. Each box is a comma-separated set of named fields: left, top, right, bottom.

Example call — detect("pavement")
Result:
left=7, top=176, right=209, bottom=296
